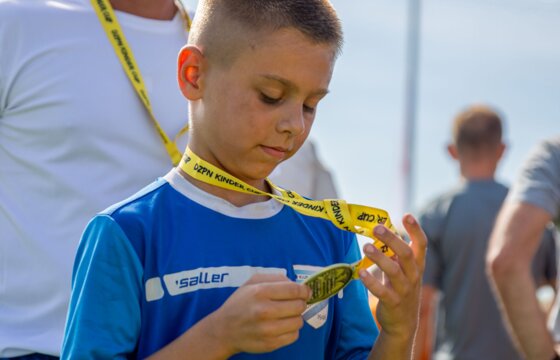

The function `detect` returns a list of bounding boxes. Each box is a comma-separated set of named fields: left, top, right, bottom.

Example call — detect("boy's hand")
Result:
left=359, top=214, right=427, bottom=342
left=211, top=273, right=310, bottom=356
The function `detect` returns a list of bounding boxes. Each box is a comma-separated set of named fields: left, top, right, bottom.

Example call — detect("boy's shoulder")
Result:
left=102, top=177, right=171, bottom=218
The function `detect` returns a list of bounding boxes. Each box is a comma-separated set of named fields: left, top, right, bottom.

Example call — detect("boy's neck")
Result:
left=178, top=169, right=272, bottom=207
left=110, top=0, right=177, bottom=20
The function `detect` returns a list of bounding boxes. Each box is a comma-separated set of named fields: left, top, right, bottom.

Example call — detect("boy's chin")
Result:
left=232, top=164, right=276, bottom=183
left=257, top=167, right=278, bottom=181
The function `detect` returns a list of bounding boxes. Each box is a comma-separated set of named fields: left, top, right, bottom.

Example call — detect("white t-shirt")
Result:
left=0, top=1, right=189, bottom=356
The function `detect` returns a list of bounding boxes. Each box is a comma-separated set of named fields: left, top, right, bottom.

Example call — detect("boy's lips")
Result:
left=261, top=145, right=290, bottom=159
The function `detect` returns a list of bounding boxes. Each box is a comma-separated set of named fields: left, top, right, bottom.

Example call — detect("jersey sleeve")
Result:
left=334, top=236, right=379, bottom=360
left=62, top=215, right=143, bottom=359
left=508, top=137, right=560, bottom=221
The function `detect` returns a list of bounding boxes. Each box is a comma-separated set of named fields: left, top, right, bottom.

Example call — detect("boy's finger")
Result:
left=253, top=281, right=311, bottom=301
left=363, top=243, right=409, bottom=295
left=358, top=269, right=398, bottom=305
left=252, top=298, right=308, bottom=319
left=371, top=224, right=418, bottom=280
left=257, top=312, right=305, bottom=333
left=244, top=273, right=290, bottom=285
left=373, top=224, right=409, bottom=257
left=402, top=213, right=427, bottom=272
left=254, top=299, right=307, bottom=321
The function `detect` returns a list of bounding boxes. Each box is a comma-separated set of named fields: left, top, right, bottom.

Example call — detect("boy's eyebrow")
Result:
left=259, top=74, right=329, bottom=97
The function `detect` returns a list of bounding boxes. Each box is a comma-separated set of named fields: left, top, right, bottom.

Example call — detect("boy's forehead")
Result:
left=244, top=27, right=337, bottom=68
left=258, top=74, right=330, bottom=97
left=247, top=47, right=334, bottom=93
left=202, top=26, right=336, bottom=92
left=251, top=27, right=335, bottom=51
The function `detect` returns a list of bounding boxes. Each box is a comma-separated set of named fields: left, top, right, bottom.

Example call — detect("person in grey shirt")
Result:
left=487, top=136, right=560, bottom=360
left=413, top=105, right=556, bottom=360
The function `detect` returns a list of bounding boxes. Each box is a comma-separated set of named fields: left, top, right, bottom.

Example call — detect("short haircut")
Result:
left=452, top=104, right=504, bottom=152
left=188, top=0, right=343, bottom=66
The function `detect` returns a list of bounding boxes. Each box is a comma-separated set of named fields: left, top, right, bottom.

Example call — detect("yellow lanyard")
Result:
left=91, top=0, right=191, bottom=165
left=180, top=148, right=398, bottom=272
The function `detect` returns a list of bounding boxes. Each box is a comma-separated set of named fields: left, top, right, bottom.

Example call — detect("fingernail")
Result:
left=374, top=225, right=386, bottom=236
left=406, top=215, right=415, bottom=225
left=364, top=243, right=375, bottom=254
left=359, top=270, right=368, bottom=279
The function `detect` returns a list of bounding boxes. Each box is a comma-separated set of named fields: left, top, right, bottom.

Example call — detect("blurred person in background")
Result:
left=0, top=1, right=192, bottom=357
left=487, top=136, right=560, bottom=360
left=413, top=105, right=556, bottom=360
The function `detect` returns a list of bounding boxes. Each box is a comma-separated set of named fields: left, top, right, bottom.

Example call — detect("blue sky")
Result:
left=182, top=0, right=560, bottom=225
left=312, top=0, right=560, bottom=223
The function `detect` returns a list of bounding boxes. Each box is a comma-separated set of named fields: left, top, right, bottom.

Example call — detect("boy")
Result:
left=62, top=0, right=427, bottom=358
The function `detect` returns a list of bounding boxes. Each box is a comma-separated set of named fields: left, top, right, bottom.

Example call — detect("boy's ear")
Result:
left=177, top=45, right=205, bottom=100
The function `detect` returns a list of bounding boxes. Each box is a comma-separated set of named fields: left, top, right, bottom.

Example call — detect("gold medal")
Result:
left=303, top=263, right=356, bottom=304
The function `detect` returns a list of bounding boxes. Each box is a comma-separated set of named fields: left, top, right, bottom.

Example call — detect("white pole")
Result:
left=401, top=0, right=421, bottom=214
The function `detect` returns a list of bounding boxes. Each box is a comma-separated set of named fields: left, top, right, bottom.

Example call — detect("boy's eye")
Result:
left=260, top=93, right=281, bottom=105
left=303, top=104, right=316, bottom=114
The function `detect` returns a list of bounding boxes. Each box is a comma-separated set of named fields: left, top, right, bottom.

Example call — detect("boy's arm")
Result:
left=360, top=214, right=428, bottom=360
left=62, top=215, right=143, bottom=359
left=147, top=273, right=311, bottom=359
left=486, top=201, right=556, bottom=360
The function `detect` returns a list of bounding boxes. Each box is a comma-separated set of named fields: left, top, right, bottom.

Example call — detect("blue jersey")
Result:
left=62, top=170, right=378, bottom=359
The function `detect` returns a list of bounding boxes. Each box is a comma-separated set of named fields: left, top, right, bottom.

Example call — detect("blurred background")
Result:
left=184, top=0, right=560, bottom=220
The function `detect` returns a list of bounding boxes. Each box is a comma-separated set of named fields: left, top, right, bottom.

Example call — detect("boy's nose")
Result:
left=277, top=105, right=306, bottom=137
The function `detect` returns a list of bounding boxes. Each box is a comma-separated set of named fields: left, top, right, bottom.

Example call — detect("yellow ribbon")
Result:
left=180, top=148, right=399, bottom=274
left=90, top=0, right=191, bottom=165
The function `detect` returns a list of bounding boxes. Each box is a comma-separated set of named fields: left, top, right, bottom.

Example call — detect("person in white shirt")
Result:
left=0, top=0, right=191, bottom=357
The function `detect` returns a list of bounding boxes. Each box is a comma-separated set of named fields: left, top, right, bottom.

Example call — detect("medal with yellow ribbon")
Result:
left=179, top=148, right=401, bottom=304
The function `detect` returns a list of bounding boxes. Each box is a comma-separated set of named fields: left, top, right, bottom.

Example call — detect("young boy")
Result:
left=62, top=0, right=426, bottom=358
